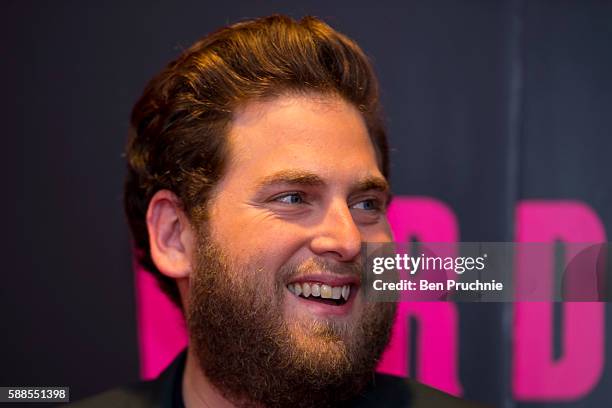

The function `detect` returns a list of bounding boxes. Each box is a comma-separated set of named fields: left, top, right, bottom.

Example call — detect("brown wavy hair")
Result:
left=124, top=14, right=389, bottom=308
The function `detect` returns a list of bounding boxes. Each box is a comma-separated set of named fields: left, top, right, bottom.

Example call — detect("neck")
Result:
left=182, top=348, right=238, bottom=408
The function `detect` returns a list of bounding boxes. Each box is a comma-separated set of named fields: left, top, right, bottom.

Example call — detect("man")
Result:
left=75, top=14, right=483, bottom=408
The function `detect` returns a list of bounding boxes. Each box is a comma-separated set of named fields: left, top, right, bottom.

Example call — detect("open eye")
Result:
left=351, top=198, right=381, bottom=211
left=273, top=192, right=305, bottom=204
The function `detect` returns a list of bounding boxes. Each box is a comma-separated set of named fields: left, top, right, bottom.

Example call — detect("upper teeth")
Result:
left=288, top=282, right=351, bottom=301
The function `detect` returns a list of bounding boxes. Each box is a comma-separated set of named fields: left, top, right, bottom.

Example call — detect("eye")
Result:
left=274, top=192, right=305, bottom=205
left=351, top=198, right=381, bottom=211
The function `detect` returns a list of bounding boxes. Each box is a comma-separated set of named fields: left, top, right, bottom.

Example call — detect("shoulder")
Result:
left=406, top=378, right=490, bottom=408
left=351, top=373, right=491, bottom=408
left=68, top=350, right=187, bottom=408
left=67, top=380, right=161, bottom=408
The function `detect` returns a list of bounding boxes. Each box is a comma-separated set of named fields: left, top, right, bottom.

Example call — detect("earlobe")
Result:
left=146, top=190, right=195, bottom=279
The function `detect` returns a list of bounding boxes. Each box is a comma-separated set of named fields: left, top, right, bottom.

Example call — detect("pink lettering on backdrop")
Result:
left=378, top=197, right=463, bottom=396
left=513, top=200, right=606, bottom=401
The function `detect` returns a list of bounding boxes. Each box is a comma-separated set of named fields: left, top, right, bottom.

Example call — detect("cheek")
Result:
left=212, top=216, right=310, bottom=279
left=224, top=220, right=305, bottom=256
left=254, top=226, right=310, bottom=272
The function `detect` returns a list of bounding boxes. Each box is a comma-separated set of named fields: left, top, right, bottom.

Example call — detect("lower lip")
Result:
left=286, top=287, right=358, bottom=317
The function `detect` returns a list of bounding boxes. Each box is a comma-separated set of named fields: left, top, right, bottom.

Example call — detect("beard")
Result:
left=186, top=230, right=396, bottom=408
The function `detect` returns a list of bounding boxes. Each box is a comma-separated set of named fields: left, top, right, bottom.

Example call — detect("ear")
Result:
left=146, top=190, right=195, bottom=279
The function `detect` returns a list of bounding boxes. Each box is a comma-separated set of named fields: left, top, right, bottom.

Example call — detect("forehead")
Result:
left=223, top=94, right=383, bottom=184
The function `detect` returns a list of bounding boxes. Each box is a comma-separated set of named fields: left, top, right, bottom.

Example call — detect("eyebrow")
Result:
left=351, top=176, right=390, bottom=195
left=255, top=170, right=326, bottom=189
left=255, top=170, right=390, bottom=195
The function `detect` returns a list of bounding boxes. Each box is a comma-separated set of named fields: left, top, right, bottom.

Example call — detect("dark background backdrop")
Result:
left=2, top=1, right=611, bottom=407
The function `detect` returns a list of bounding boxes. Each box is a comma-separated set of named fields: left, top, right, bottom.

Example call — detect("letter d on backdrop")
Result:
left=514, top=200, right=605, bottom=401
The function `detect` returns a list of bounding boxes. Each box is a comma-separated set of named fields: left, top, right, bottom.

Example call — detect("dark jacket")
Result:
left=69, top=350, right=488, bottom=408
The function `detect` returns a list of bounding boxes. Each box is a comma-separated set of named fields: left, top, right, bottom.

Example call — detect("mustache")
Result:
left=279, top=257, right=364, bottom=283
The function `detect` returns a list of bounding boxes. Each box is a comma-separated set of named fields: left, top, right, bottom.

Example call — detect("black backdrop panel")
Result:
left=1, top=1, right=611, bottom=406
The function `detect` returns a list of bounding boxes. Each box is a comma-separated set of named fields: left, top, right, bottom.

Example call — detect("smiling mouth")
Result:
left=287, top=282, right=352, bottom=306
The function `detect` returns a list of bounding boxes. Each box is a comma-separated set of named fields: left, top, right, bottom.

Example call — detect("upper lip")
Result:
left=287, top=274, right=360, bottom=287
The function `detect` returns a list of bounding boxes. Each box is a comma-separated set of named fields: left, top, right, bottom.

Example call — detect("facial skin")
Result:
left=147, top=93, right=396, bottom=407
left=208, top=92, right=392, bottom=323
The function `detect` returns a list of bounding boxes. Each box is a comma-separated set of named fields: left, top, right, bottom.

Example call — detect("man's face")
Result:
left=187, top=93, right=396, bottom=407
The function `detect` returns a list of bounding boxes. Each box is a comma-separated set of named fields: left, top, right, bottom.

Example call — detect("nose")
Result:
left=309, top=199, right=362, bottom=262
